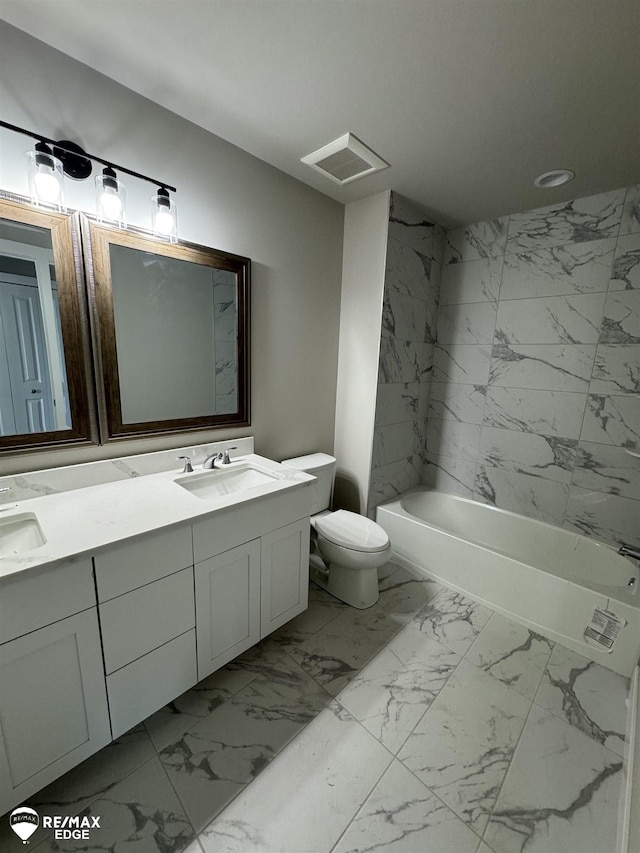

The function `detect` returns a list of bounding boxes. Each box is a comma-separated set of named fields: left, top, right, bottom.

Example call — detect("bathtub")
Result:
left=377, top=488, right=640, bottom=677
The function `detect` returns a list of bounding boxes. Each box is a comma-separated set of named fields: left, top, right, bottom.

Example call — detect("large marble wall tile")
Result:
left=564, top=486, right=640, bottom=548
left=368, top=456, right=422, bottom=512
left=423, top=451, right=477, bottom=497
left=505, top=188, right=626, bottom=252
left=534, top=645, right=629, bottom=757
left=484, top=387, right=586, bottom=439
left=382, top=289, right=428, bottom=342
left=418, top=378, right=431, bottom=418
left=437, top=301, right=498, bottom=345
left=374, top=381, right=419, bottom=426
left=389, top=191, right=435, bottom=255
left=599, top=289, right=640, bottom=343
left=590, top=344, right=640, bottom=393
left=372, top=421, right=416, bottom=468
left=479, top=427, right=577, bottom=483
left=489, top=343, right=596, bottom=392
left=385, top=236, right=430, bottom=299
left=495, top=292, right=606, bottom=345
left=424, top=286, right=439, bottom=343
left=427, top=419, right=482, bottom=461
left=432, top=343, right=492, bottom=384
left=475, top=466, right=569, bottom=525
left=378, top=337, right=425, bottom=383
left=440, top=256, right=503, bottom=305
left=332, top=759, right=480, bottom=853
left=428, top=381, right=486, bottom=424
left=444, top=218, right=509, bottom=264
left=573, top=442, right=640, bottom=499
left=620, top=184, right=640, bottom=235
left=433, top=224, right=447, bottom=265
left=609, top=232, right=640, bottom=290
left=580, top=393, right=640, bottom=447
left=397, top=659, right=530, bottom=835
left=500, top=239, right=615, bottom=300
left=484, top=704, right=622, bottom=853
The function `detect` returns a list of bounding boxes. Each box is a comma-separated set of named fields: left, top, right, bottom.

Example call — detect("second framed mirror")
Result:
left=83, top=218, right=250, bottom=442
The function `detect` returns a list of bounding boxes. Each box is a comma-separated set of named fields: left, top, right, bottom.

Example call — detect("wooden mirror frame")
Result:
left=83, top=217, right=250, bottom=442
left=0, top=195, right=97, bottom=452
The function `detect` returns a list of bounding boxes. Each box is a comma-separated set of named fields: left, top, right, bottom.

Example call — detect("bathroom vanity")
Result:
left=0, top=442, right=313, bottom=814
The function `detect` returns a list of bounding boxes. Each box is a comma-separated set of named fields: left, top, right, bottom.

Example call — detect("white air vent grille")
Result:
left=301, top=133, right=389, bottom=185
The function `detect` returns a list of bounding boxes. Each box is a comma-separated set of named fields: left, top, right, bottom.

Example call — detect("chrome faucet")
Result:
left=202, top=446, right=238, bottom=469
left=618, top=544, right=640, bottom=561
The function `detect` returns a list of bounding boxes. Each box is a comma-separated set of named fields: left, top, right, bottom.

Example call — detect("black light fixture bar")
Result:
left=0, top=119, right=176, bottom=193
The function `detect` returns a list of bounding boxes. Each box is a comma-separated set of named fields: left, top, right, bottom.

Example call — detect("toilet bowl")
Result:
left=282, top=454, right=391, bottom=609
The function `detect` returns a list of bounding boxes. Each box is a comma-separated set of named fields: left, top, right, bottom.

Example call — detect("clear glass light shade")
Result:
left=151, top=191, right=178, bottom=242
left=95, top=172, right=127, bottom=228
left=26, top=149, right=65, bottom=210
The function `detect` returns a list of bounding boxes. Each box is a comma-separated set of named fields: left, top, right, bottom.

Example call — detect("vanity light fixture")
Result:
left=95, top=165, right=127, bottom=229
left=533, top=169, right=575, bottom=189
left=1, top=120, right=177, bottom=236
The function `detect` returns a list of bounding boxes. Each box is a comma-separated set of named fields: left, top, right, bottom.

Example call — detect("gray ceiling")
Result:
left=1, top=0, right=639, bottom=227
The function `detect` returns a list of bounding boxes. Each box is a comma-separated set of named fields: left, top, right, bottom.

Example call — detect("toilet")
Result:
left=282, top=453, right=391, bottom=609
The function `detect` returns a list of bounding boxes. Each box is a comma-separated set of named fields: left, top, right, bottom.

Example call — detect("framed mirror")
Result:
left=84, top=218, right=250, bottom=441
left=0, top=196, right=97, bottom=452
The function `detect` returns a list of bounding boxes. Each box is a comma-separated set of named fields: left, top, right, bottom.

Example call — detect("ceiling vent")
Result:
left=301, top=133, right=389, bottom=185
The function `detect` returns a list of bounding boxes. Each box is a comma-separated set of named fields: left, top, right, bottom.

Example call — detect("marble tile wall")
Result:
left=424, top=184, right=640, bottom=547
left=368, top=192, right=445, bottom=514
left=212, top=269, right=238, bottom=415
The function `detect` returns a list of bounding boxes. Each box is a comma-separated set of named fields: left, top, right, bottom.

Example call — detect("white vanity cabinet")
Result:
left=93, top=524, right=197, bottom=738
left=193, top=491, right=311, bottom=679
left=0, top=558, right=111, bottom=815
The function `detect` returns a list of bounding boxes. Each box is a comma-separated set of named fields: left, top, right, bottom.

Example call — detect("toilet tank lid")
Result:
left=282, top=453, right=335, bottom=473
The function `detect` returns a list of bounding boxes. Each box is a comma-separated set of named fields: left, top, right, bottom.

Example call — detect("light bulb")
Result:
left=100, top=187, right=122, bottom=220
left=34, top=165, right=61, bottom=203
left=155, top=209, right=174, bottom=235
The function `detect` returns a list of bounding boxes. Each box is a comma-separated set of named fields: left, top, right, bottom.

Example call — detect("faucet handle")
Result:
left=177, top=456, right=193, bottom=473
left=223, top=446, right=238, bottom=464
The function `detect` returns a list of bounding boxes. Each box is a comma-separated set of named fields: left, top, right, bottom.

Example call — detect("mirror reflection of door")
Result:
left=0, top=229, right=70, bottom=436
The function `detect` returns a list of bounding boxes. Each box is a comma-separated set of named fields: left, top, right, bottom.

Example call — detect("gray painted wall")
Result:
left=0, top=22, right=344, bottom=474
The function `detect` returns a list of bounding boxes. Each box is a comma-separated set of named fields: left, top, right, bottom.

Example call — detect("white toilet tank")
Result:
left=282, top=453, right=335, bottom=515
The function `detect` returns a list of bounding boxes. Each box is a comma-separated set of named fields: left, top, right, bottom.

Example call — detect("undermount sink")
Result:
left=0, top=513, right=46, bottom=557
left=175, top=463, right=279, bottom=500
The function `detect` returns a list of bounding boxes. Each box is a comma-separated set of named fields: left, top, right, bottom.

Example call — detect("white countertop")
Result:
left=0, top=454, right=314, bottom=581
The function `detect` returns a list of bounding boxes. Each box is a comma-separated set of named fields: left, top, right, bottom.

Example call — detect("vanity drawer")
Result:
left=99, top=567, right=195, bottom=674
left=106, top=629, right=197, bottom=739
left=0, top=557, right=95, bottom=645
left=94, top=524, right=193, bottom=601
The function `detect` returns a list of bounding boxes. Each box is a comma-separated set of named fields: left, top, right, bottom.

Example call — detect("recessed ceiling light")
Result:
left=534, top=169, right=575, bottom=189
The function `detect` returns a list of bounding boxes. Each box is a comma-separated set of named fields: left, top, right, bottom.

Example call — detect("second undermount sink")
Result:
left=0, top=512, right=46, bottom=557
left=175, top=462, right=279, bottom=500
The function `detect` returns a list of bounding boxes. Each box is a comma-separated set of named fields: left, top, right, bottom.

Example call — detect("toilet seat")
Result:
left=314, top=510, right=389, bottom=554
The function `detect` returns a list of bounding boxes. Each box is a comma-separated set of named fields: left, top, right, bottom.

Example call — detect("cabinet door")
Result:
left=261, top=519, right=310, bottom=637
left=0, top=609, right=111, bottom=815
left=195, top=539, right=261, bottom=679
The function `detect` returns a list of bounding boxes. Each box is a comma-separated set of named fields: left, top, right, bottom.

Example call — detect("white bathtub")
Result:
left=377, top=488, right=640, bottom=677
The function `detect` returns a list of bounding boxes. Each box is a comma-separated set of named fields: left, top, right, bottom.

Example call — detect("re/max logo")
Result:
left=42, top=816, right=101, bottom=829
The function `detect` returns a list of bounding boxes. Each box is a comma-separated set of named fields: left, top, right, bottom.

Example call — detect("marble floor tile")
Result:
left=159, top=655, right=331, bottom=830
left=145, top=665, right=260, bottom=751
left=483, top=704, right=623, bottom=853
left=34, top=756, right=195, bottom=853
left=533, top=644, right=629, bottom=757
left=465, top=613, right=554, bottom=700
left=337, top=625, right=459, bottom=753
left=0, top=725, right=156, bottom=853
left=198, top=702, right=392, bottom=853
left=409, top=588, right=493, bottom=656
left=332, top=758, right=481, bottom=853
left=397, top=659, right=531, bottom=835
